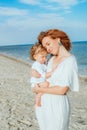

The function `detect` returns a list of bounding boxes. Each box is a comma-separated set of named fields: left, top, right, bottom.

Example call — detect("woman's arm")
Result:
left=33, top=85, right=69, bottom=95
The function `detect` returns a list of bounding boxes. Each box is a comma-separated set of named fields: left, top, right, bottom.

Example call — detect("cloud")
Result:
left=40, top=4, right=62, bottom=11
left=47, top=0, right=78, bottom=8
left=0, top=7, right=28, bottom=16
left=0, top=10, right=65, bottom=45
left=18, top=0, right=78, bottom=13
left=48, top=0, right=78, bottom=12
left=19, top=0, right=40, bottom=5
left=18, top=0, right=87, bottom=14
left=0, top=12, right=64, bottom=29
left=18, top=0, right=82, bottom=14
left=0, top=0, right=87, bottom=45
left=1, top=17, right=86, bottom=45
left=19, top=0, right=78, bottom=8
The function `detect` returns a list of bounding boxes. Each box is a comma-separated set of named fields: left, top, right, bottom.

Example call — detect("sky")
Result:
left=0, top=0, right=87, bottom=46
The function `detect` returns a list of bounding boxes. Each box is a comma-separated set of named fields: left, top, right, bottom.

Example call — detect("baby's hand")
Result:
left=33, top=84, right=40, bottom=94
left=31, top=69, right=41, bottom=78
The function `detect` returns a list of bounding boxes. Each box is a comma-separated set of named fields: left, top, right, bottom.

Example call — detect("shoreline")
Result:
left=0, top=53, right=31, bottom=67
left=0, top=54, right=87, bottom=130
left=0, top=53, right=87, bottom=79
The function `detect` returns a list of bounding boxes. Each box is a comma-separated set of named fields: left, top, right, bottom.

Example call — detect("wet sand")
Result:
left=0, top=54, right=87, bottom=130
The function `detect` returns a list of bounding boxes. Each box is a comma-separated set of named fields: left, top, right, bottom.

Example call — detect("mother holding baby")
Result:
left=32, top=29, right=79, bottom=130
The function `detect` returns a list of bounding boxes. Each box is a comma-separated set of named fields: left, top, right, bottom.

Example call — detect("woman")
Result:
left=32, top=29, right=79, bottom=130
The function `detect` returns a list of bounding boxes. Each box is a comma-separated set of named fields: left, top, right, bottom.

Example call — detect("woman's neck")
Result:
left=57, top=45, right=71, bottom=58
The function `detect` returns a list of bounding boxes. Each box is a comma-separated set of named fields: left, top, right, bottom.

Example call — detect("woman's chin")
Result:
left=51, top=52, right=56, bottom=56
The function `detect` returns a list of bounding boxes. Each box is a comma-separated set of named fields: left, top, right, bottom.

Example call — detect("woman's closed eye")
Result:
left=44, top=42, right=50, bottom=49
left=47, top=42, right=50, bottom=46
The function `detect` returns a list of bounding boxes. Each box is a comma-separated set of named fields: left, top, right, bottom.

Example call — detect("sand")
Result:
left=0, top=54, right=87, bottom=130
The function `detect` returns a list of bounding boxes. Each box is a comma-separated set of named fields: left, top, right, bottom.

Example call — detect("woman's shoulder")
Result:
left=70, top=55, right=77, bottom=65
left=66, top=55, right=77, bottom=63
left=65, top=55, right=78, bottom=69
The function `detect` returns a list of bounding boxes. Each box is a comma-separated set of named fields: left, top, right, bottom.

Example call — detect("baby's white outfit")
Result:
left=30, top=61, right=47, bottom=87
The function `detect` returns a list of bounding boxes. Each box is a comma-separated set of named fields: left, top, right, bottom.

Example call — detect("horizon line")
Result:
left=0, top=40, right=87, bottom=47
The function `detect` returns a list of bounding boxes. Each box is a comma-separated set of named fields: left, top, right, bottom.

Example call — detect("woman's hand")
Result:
left=33, top=84, right=40, bottom=93
left=38, top=82, right=49, bottom=88
left=31, top=69, right=41, bottom=78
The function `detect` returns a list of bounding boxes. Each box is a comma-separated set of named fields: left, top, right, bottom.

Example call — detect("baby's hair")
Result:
left=30, top=42, right=47, bottom=61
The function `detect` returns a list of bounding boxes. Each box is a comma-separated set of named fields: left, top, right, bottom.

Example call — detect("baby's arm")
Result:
left=45, top=71, right=53, bottom=78
left=31, top=68, right=41, bottom=78
left=45, top=65, right=57, bottom=78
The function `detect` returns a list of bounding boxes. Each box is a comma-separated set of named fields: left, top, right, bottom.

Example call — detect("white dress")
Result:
left=35, top=55, right=79, bottom=130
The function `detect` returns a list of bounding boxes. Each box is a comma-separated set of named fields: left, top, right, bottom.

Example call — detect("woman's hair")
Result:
left=30, top=42, right=47, bottom=61
left=37, top=29, right=72, bottom=51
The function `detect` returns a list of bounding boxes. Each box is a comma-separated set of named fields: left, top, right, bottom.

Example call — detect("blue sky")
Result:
left=0, top=0, right=87, bottom=46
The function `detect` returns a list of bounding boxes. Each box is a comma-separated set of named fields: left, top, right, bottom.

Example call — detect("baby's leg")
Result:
left=36, top=93, right=43, bottom=107
left=35, top=81, right=50, bottom=107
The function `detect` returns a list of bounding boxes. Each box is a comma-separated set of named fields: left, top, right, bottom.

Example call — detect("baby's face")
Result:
left=35, top=51, right=47, bottom=64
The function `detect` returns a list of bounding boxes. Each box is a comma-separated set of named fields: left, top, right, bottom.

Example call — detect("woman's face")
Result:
left=42, top=36, right=60, bottom=55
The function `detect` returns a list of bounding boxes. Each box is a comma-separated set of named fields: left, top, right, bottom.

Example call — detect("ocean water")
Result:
left=71, top=41, right=87, bottom=76
left=0, top=41, right=87, bottom=76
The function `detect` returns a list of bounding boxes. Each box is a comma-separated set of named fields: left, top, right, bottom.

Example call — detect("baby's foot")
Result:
left=37, top=101, right=41, bottom=107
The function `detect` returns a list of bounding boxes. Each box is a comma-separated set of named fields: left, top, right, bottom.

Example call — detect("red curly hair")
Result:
left=37, top=29, right=72, bottom=51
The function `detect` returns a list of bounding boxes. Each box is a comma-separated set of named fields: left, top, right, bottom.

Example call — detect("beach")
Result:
left=0, top=54, right=87, bottom=130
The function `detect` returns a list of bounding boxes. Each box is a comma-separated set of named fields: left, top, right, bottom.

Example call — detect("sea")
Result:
left=0, top=41, right=87, bottom=76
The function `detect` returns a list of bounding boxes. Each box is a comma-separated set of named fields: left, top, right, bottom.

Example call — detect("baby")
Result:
left=30, top=43, right=55, bottom=107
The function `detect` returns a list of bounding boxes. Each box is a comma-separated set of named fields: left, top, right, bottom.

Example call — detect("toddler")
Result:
left=30, top=43, right=55, bottom=107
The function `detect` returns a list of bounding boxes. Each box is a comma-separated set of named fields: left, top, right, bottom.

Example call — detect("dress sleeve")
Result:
left=69, top=61, right=79, bottom=92
left=52, top=57, right=79, bottom=92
